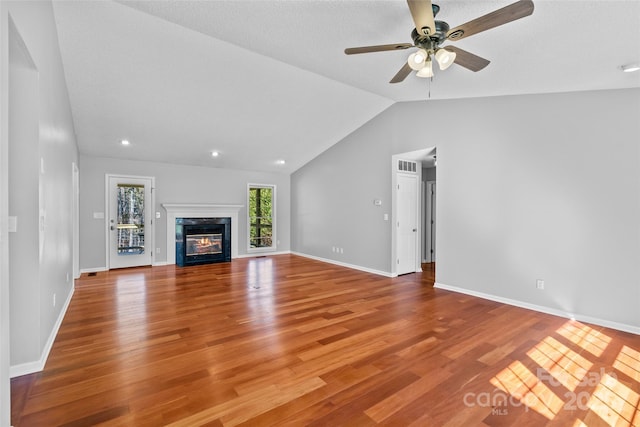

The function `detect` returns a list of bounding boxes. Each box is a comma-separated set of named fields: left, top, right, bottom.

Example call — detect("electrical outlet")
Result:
left=156, top=247, right=161, bottom=254
left=536, top=279, right=544, bottom=290
left=339, top=248, right=344, bottom=254
left=332, top=246, right=336, bottom=253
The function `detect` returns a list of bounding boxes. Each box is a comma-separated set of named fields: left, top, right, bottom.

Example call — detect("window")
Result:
left=248, top=184, right=275, bottom=251
left=116, top=184, right=145, bottom=255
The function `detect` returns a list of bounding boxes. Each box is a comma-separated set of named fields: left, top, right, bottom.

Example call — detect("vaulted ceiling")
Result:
left=52, top=0, right=640, bottom=173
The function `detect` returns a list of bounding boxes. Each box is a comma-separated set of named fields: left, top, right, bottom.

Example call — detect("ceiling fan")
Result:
left=344, top=0, right=534, bottom=83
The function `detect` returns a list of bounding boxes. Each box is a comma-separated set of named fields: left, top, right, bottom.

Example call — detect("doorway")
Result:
left=392, top=147, right=436, bottom=277
left=72, top=162, right=79, bottom=278
left=106, top=175, right=154, bottom=269
left=425, top=181, right=436, bottom=263
left=396, top=172, right=419, bottom=275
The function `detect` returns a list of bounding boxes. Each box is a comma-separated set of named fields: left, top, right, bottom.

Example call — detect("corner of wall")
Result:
left=9, top=286, right=74, bottom=378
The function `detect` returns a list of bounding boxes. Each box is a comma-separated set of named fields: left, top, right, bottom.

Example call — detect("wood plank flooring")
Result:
left=11, top=255, right=640, bottom=426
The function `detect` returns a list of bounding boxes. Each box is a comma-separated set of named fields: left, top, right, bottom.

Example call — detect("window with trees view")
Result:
left=248, top=184, right=275, bottom=251
left=117, top=184, right=145, bottom=255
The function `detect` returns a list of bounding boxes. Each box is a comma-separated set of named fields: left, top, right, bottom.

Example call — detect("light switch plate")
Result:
left=8, top=216, right=17, bottom=232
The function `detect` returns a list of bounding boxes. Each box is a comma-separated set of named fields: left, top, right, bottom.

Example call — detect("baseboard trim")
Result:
left=79, top=267, right=107, bottom=274
left=10, top=286, right=75, bottom=378
left=235, top=250, right=292, bottom=259
left=434, top=282, right=640, bottom=336
left=86, top=253, right=294, bottom=270
left=291, top=251, right=394, bottom=278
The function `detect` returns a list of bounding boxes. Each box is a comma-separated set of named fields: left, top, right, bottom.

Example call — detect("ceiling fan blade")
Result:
left=390, top=62, right=413, bottom=84
left=407, top=0, right=437, bottom=36
left=345, top=43, right=413, bottom=55
left=445, top=46, right=490, bottom=72
left=446, top=0, right=534, bottom=42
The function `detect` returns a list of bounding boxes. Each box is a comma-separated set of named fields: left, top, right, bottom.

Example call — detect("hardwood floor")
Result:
left=11, top=255, right=640, bottom=426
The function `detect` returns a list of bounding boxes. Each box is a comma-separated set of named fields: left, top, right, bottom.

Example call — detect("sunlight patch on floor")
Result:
left=489, top=320, right=640, bottom=425
left=583, top=372, right=639, bottom=426
left=614, top=346, right=640, bottom=383
left=527, top=336, right=593, bottom=392
left=490, top=360, right=564, bottom=420
left=556, top=321, right=611, bottom=358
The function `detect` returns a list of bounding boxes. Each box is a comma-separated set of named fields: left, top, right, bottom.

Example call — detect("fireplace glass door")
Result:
left=186, top=233, right=222, bottom=256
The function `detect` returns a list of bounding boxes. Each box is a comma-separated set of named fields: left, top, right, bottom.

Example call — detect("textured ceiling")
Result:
left=52, top=0, right=640, bottom=173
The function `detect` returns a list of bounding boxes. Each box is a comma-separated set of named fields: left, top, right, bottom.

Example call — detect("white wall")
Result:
left=291, top=108, right=395, bottom=274
left=1, top=0, right=79, bottom=389
left=0, top=1, right=10, bottom=424
left=292, top=88, right=640, bottom=333
left=9, top=16, right=41, bottom=365
left=419, top=90, right=639, bottom=332
left=79, top=155, right=291, bottom=270
left=1, top=0, right=80, bottom=417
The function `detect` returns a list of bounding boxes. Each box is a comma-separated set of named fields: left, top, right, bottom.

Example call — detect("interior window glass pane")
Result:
left=249, top=186, right=274, bottom=249
left=117, top=184, right=145, bottom=255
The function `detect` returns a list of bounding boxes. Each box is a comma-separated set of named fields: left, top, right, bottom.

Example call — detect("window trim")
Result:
left=247, top=183, right=276, bottom=253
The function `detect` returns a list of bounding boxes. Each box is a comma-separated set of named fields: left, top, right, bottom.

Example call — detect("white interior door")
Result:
left=107, top=175, right=153, bottom=269
left=397, top=174, right=418, bottom=275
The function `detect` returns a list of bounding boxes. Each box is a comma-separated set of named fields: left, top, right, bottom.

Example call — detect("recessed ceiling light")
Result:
left=276, top=159, right=286, bottom=165
left=621, top=64, right=640, bottom=73
left=211, top=151, right=220, bottom=157
left=120, top=139, right=130, bottom=146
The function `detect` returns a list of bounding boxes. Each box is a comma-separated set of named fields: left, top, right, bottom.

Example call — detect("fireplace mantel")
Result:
left=162, top=203, right=243, bottom=264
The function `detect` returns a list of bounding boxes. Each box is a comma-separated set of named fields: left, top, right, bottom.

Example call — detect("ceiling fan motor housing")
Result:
left=411, top=19, right=449, bottom=53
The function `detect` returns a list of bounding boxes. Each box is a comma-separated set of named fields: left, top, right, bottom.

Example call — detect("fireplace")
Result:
left=163, top=204, right=242, bottom=264
left=176, top=217, right=231, bottom=266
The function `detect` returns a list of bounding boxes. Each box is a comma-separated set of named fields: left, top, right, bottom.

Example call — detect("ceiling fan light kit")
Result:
left=416, top=59, right=434, bottom=78
left=435, top=48, right=456, bottom=70
left=345, top=0, right=535, bottom=84
left=408, top=49, right=429, bottom=70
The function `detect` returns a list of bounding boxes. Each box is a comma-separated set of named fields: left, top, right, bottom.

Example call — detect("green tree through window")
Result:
left=249, top=186, right=274, bottom=249
left=117, top=184, right=145, bottom=254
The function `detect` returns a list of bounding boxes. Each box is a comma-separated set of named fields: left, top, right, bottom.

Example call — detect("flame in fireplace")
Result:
left=186, top=233, right=223, bottom=256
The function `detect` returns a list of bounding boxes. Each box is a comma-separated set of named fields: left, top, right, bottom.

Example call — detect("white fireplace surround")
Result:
left=162, top=203, right=243, bottom=264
